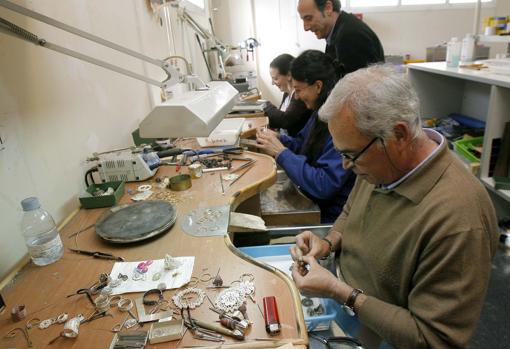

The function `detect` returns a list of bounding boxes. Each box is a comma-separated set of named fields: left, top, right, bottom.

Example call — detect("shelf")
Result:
left=478, top=35, right=510, bottom=44
left=407, top=62, right=510, bottom=89
left=481, top=177, right=510, bottom=202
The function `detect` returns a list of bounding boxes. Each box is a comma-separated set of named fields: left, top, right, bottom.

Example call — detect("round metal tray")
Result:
left=95, top=200, right=177, bottom=243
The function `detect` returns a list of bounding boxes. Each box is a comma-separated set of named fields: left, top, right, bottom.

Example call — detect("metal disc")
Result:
left=95, top=200, right=177, bottom=243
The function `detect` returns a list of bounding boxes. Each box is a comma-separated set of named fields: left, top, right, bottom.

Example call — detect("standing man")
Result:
left=297, top=0, right=384, bottom=76
left=290, top=65, right=498, bottom=348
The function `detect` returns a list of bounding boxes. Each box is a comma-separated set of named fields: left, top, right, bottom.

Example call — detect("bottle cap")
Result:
left=21, top=197, right=40, bottom=211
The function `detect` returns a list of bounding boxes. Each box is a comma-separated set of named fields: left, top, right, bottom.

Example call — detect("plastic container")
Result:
left=79, top=181, right=125, bottom=208
left=460, top=34, right=476, bottom=64
left=20, top=197, right=64, bottom=266
left=453, top=137, right=484, bottom=163
left=239, top=244, right=337, bottom=331
left=446, top=37, right=461, bottom=68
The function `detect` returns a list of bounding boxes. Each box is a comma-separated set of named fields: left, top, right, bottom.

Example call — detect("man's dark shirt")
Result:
left=326, top=11, right=384, bottom=77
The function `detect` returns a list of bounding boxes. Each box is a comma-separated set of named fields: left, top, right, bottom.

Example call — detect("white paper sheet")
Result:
left=109, top=257, right=195, bottom=295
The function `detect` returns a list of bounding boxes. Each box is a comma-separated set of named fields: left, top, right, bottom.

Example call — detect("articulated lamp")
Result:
left=0, top=0, right=238, bottom=138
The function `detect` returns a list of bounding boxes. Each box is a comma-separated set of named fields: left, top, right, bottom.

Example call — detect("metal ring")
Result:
left=187, top=276, right=199, bottom=287
left=117, top=298, right=133, bottom=312
left=239, top=273, right=255, bottom=282
left=199, top=273, right=213, bottom=283
left=25, top=318, right=41, bottom=329
left=109, top=295, right=122, bottom=307
left=137, top=184, right=152, bottom=192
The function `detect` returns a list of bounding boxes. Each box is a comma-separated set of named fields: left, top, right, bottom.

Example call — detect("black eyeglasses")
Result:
left=337, top=137, right=380, bottom=164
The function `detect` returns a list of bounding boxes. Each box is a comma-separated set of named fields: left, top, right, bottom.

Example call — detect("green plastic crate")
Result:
left=79, top=181, right=125, bottom=208
left=453, top=137, right=484, bottom=163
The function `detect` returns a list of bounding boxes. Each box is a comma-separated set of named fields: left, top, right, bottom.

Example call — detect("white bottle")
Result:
left=446, top=37, right=462, bottom=68
left=20, top=197, right=64, bottom=266
left=460, top=34, right=476, bottom=65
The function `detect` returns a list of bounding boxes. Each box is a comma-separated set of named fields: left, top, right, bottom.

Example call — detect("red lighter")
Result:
left=263, top=296, right=281, bottom=335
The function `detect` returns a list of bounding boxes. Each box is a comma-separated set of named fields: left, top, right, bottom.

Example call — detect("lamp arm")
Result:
left=0, top=0, right=182, bottom=89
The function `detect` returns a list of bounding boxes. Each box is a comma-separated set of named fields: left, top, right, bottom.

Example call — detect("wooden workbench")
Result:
left=0, top=151, right=308, bottom=348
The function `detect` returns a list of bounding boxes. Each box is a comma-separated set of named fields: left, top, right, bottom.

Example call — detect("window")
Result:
left=183, top=0, right=205, bottom=10
left=347, top=0, right=492, bottom=8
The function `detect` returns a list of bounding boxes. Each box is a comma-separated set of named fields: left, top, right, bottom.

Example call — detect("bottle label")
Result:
left=28, top=235, right=63, bottom=259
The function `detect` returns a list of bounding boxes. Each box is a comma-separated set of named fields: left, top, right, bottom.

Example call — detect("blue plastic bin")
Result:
left=239, top=244, right=337, bottom=331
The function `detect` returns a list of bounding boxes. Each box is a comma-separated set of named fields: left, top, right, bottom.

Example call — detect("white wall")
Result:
left=223, top=0, right=510, bottom=106
left=0, top=0, right=210, bottom=278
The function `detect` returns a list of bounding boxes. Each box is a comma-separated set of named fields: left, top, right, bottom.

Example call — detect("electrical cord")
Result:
left=84, top=166, right=98, bottom=188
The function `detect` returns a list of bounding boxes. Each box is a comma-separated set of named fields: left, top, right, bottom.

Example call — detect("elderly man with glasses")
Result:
left=290, top=64, right=498, bottom=349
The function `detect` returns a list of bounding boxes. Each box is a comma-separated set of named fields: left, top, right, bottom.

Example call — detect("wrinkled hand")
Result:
left=255, top=127, right=286, bottom=157
left=290, top=230, right=330, bottom=262
left=291, top=256, right=339, bottom=298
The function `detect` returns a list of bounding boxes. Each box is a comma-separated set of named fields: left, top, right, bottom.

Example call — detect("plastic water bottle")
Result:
left=20, top=197, right=64, bottom=266
left=446, top=37, right=462, bottom=68
left=460, top=34, right=476, bottom=65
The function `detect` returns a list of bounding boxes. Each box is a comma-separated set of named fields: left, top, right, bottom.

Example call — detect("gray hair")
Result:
left=319, top=64, right=422, bottom=140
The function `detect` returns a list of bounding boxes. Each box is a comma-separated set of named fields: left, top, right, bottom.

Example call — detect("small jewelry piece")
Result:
left=11, top=304, right=27, bottom=322
left=157, top=283, right=167, bottom=291
left=110, top=295, right=122, bottom=307
left=118, top=298, right=134, bottom=312
left=301, top=297, right=313, bottom=307
left=94, top=295, right=111, bottom=312
left=132, top=271, right=147, bottom=281
left=143, top=289, right=163, bottom=306
left=25, top=318, right=41, bottom=330
left=137, top=184, right=152, bottom=192
left=38, top=313, right=68, bottom=329
left=101, top=286, right=113, bottom=296
left=118, top=273, right=128, bottom=281
left=214, top=288, right=244, bottom=313
left=152, top=272, right=161, bottom=281
left=172, top=287, right=206, bottom=309
left=164, top=254, right=182, bottom=270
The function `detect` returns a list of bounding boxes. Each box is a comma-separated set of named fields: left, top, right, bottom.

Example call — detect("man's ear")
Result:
left=393, top=122, right=412, bottom=147
left=315, top=80, right=324, bottom=94
left=324, top=0, right=334, bottom=16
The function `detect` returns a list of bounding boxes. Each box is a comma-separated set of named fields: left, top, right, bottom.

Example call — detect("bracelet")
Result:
left=320, top=237, right=334, bottom=260
left=143, top=288, right=163, bottom=306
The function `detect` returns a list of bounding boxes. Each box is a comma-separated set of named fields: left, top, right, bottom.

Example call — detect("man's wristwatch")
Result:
left=319, top=237, right=334, bottom=260
left=343, top=288, right=363, bottom=316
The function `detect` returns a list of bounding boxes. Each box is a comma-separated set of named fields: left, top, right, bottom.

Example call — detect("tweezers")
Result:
left=69, top=248, right=124, bottom=261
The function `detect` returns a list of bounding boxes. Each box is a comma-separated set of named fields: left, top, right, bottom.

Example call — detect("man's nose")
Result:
left=303, top=22, right=310, bottom=31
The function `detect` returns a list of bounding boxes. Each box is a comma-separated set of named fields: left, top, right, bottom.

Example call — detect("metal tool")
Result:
left=134, top=298, right=173, bottom=323
left=67, top=223, right=95, bottom=239
left=230, top=159, right=255, bottom=174
left=4, top=327, right=32, bottom=347
left=229, top=162, right=255, bottom=187
left=69, top=248, right=124, bottom=261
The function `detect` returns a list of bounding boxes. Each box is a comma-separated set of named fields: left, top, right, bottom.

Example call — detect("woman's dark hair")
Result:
left=269, top=54, right=295, bottom=76
left=290, top=49, right=341, bottom=163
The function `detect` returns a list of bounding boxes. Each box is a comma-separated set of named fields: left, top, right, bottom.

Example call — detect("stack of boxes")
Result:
left=483, top=16, right=510, bottom=36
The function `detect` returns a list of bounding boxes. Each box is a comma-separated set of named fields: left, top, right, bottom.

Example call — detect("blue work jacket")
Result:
left=276, top=113, right=355, bottom=223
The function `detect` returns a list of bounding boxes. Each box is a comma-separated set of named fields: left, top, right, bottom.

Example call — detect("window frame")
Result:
left=345, top=0, right=496, bottom=13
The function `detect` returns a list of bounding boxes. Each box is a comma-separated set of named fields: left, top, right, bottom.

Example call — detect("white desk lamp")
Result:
left=0, top=0, right=238, bottom=138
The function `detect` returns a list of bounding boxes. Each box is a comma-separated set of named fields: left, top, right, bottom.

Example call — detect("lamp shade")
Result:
left=139, top=81, right=238, bottom=138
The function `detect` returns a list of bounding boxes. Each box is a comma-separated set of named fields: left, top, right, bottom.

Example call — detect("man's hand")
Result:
left=291, top=256, right=340, bottom=298
left=290, top=230, right=330, bottom=262
left=255, top=127, right=286, bottom=157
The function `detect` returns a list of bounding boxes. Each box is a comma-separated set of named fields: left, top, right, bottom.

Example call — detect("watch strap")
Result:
left=344, top=288, right=363, bottom=315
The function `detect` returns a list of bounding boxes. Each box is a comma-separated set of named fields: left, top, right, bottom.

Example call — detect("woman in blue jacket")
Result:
left=256, top=50, right=354, bottom=223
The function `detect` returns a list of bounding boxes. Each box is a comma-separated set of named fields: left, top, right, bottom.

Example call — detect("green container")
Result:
left=453, top=137, right=484, bottom=163
left=79, top=181, right=125, bottom=209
